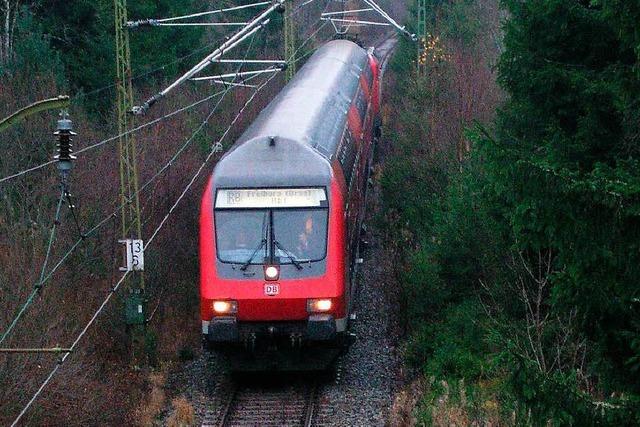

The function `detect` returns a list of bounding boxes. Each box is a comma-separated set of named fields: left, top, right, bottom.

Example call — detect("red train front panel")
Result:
left=199, top=50, right=381, bottom=354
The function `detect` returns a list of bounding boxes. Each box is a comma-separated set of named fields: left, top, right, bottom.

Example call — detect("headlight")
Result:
left=307, top=299, right=332, bottom=313
left=212, top=300, right=237, bottom=315
left=264, top=265, right=280, bottom=281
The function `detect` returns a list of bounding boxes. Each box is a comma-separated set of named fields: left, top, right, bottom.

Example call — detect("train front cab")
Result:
left=200, top=172, right=348, bottom=365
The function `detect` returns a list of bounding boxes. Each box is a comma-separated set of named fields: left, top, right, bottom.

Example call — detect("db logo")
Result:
left=264, top=283, right=280, bottom=296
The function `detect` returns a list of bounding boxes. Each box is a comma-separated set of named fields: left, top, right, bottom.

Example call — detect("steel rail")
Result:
left=215, top=380, right=319, bottom=427
left=216, top=383, right=239, bottom=427
left=303, top=382, right=319, bottom=427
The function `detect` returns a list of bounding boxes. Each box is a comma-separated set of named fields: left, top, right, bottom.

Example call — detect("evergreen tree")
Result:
left=482, top=0, right=640, bottom=409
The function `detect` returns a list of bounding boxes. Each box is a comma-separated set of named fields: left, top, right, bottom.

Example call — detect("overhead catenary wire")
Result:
left=2, top=1, right=342, bottom=350
left=132, top=0, right=285, bottom=115
left=322, top=18, right=390, bottom=27
left=361, top=0, right=416, bottom=40
left=146, top=22, right=251, bottom=27
left=1, top=88, right=234, bottom=185
left=85, top=0, right=311, bottom=100
left=130, top=0, right=326, bottom=114
left=321, top=8, right=374, bottom=16
left=192, top=68, right=282, bottom=82
left=0, top=49, right=267, bottom=346
left=0, top=0, right=328, bottom=185
left=77, top=39, right=229, bottom=100
left=0, top=186, right=65, bottom=346
left=7, top=2, right=350, bottom=422
left=2, top=0, right=330, bottom=352
left=9, top=69, right=282, bottom=427
left=0, top=0, right=403, bottom=184
left=126, top=1, right=271, bottom=27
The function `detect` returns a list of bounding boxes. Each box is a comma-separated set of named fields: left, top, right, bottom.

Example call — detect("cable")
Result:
left=9, top=5, right=336, bottom=422
left=0, top=185, right=65, bottom=345
left=76, top=38, right=224, bottom=100
left=133, top=1, right=271, bottom=25
left=79, top=1, right=284, bottom=100
left=0, top=40, right=266, bottom=345
left=1, top=0, right=331, bottom=348
left=1, top=89, right=229, bottom=185
left=0, top=0, right=326, bottom=185
left=9, top=70, right=281, bottom=427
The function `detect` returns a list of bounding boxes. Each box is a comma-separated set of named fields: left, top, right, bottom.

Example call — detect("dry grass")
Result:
left=166, top=397, right=195, bottom=427
left=389, top=377, right=507, bottom=427
left=388, top=378, right=426, bottom=427
left=134, top=371, right=167, bottom=427
left=428, top=379, right=473, bottom=426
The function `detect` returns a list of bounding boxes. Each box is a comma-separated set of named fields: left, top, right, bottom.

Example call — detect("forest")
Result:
left=1, top=0, right=639, bottom=425
left=383, top=0, right=640, bottom=424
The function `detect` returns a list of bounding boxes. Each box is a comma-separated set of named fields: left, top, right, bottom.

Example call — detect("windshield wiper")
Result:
left=240, top=212, right=268, bottom=271
left=240, top=238, right=267, bottom=271
left=273, top=240, right=303, bottom=270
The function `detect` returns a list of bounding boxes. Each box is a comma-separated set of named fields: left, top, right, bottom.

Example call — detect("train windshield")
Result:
left=215, top=209, right=328, bottom=265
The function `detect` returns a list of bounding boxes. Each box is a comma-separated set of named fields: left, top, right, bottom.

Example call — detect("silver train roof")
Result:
left=213, top=40, right=369, bottom=189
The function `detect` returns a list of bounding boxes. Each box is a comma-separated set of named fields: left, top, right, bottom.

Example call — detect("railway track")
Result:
left=203, top=378, right=320, bottom=427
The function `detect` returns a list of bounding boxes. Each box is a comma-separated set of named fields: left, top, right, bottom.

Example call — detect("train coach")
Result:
left=199, top=39, right=381, bottom=368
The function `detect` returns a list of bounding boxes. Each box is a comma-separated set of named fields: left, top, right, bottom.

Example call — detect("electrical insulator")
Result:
left=54, top=114, right=77, bottom=172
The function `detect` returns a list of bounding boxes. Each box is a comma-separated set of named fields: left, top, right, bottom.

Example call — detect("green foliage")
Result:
left=384, top=0, right=640, bottom=424
left=410, top=301, right=490, bottom=380
left=31, top=0, right=204, bottom=108
left=492, top=0, right=640, bottom=394
left=0, top=7, right=65, bottom=82
left=510, top=359, right=640, bottom=426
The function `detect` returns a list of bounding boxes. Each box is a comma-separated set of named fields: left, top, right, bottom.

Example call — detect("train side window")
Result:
left=355, top=90, right=367, bottom=123
left=339, top=128, right=357, bottom=186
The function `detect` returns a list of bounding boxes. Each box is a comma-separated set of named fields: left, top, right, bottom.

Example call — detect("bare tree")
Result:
left=480, top=248, right=589, bottom=390
left=0, top=0, right=21, bottom=64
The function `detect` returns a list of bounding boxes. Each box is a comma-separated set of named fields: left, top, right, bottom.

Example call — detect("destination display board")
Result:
left=215, top=188, right=327, bottom=209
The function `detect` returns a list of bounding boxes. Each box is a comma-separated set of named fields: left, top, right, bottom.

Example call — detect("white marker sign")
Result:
left=119, top=239, right=145, bottom=272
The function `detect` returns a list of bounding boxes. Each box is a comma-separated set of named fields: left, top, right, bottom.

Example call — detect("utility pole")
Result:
left=284, top=0, right=296, bottom=81
left=417, top=0, right=427, bottom=76
left=114, top=0, right=146, bottom=366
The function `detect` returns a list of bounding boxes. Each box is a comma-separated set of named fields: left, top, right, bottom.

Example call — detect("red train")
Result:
left=199, top=40, right=381, bottom=367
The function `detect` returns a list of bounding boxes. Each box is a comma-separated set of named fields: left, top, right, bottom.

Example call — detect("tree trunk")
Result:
left=1, top=0, right=17, bottom=65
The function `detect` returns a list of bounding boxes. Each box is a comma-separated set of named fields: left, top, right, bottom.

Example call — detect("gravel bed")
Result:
left=313, top=183, right=404, bottom=427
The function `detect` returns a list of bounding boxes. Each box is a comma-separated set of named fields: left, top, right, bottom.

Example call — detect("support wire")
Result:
left=10, top=69, right=281, bottom=427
